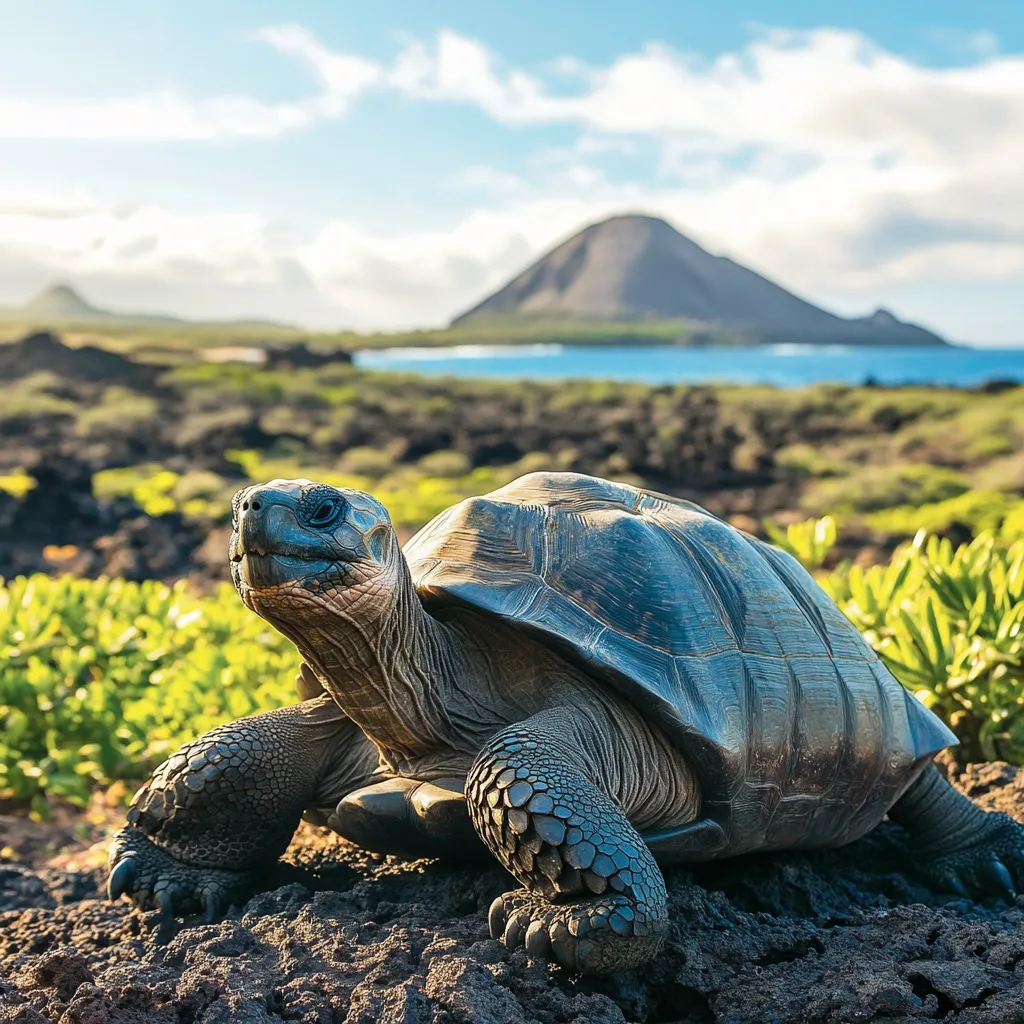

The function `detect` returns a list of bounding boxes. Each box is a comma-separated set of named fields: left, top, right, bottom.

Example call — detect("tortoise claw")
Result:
left=488, top=895, right=508, bottom=939
left=548, top=919, right=579, bottom=972
left=105, top=826, right=258, bottom=920
left=525, top=920, right=551, bottom=960
left=487, top=887, right=667, bottom=974
left=919, top=813, right=1024, bottom=904
left=155, top=889, right=177, bottom=917
left=980, top=859, right=1016, bottom=902
left=107, top=857, right=136, bottom=902
left=939, top=870, right=969, bottom=898
left=202, top=892, right=222, bottom=924
left=503, top=912, right=529, bottom=949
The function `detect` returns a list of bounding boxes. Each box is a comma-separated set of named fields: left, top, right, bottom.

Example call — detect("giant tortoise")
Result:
left=106, top=472, right=1024, bottom=974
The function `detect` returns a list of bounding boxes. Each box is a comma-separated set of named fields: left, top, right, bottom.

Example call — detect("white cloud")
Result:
left=0, top=24, right=379, bottom=140
left=0, top=188, right=345, bottom=323
left=251, top=24, right=381, bottom=118
left=1, top=25, right=1023, bottom=340
left=385, top=31, right=560, bottom=123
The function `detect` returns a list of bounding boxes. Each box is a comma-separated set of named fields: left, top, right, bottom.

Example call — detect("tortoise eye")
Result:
left=308, top=498, right=341, bottom=527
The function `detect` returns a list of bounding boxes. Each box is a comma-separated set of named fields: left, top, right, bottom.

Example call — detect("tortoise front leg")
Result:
left=106, top=694, right=378, bottom=918
left=467, top=708, right=669, bottom=974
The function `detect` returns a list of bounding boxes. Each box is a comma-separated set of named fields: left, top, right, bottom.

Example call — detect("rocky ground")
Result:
left=3, top=761, right=1024, bottom=1023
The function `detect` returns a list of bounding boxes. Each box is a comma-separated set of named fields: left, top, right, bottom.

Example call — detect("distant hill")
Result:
left=5, top=283, right=183, bottom=325
left=0, top=283, right=290, bottom=330
left=21, top=283, right=115, bottom=320
left=452, top=214, right=948, bottom=346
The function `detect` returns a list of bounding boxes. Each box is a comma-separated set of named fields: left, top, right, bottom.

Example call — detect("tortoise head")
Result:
left=229, top=478, right=404, bottom=630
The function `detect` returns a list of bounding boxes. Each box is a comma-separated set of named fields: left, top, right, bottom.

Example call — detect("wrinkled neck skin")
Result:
left=247, top=554, right=479, bottom=773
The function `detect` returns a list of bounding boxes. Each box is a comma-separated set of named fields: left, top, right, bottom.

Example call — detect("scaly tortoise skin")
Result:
left=107, top=472, right=1024, bottom=974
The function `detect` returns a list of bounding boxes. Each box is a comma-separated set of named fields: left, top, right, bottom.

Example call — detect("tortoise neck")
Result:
left=286, top=564, right=467, bottom=769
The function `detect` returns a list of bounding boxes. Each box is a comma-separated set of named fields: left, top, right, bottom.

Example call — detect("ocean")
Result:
left=353, top=343, right=1024, bottom=388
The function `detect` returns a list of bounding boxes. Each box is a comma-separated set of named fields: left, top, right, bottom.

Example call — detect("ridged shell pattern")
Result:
left=405, top=472, right=958, bottom=857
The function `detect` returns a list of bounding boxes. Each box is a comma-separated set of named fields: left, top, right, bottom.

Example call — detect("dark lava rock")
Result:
left=264, top=342, right=353, bottom=371
left=0, top=332, right=160, bottom=388
left=4, top=765, right=1024, bottom=1023
left=0, top=458, right=205, bottom=584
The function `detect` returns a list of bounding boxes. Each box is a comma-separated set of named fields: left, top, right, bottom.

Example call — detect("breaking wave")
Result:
left=356, top=343, right=564, bottom=363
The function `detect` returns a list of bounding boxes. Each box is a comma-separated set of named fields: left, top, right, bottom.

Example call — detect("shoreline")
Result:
left=352, top=341, right=1023, bottom=389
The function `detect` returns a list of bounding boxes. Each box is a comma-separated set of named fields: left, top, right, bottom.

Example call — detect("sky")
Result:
left=0, top=2, right=1022, bottom=344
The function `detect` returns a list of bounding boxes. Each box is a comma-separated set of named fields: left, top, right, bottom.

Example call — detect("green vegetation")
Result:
left=3, top=519, right=1023, bottom=810
left=0, top=471, right=35, bottom=499
left=74, top=386, right=159, bottom=438
left=770, top=518, right=1024, bottom=764
left=763, top=514, right=838, bottom=571
left=0, top=575, right=299, bottom=812
left=865, top=491, right=1024, bottom=539
left=92, top=464, right=227, bottom=520
left=825, top=531, right=1024, bottom=764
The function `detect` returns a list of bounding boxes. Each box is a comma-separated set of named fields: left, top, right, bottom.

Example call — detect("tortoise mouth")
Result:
left=232, top=550, right=336, bottom=590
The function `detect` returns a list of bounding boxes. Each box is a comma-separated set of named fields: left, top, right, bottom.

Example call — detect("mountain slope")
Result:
left=20, top=283, right=113, bottom=320
left=452, top=214, right=947, bottom=346
left=0, top=283, right=183, bottom=325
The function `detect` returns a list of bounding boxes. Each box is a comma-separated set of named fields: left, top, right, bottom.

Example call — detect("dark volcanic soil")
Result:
left=4, top=762, right=1024, bottom=1023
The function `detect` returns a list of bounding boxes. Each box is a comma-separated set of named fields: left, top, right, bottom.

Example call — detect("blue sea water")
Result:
left=354, top=343, right=1024, bottom=388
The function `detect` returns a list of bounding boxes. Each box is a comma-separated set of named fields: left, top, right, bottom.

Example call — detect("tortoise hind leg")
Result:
left=888, top=763, right=1024, bottom=901
left=466, top=708, right=669, bottom=975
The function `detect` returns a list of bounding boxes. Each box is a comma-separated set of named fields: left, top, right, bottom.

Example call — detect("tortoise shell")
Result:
left=404, top=472, right=957, bottom=857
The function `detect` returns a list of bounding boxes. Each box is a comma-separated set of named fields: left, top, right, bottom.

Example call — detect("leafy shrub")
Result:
left=93, top=464, right=232, bottom=521
left=93, top=464, right=174, bottom=515
left=821, top=533, right=1024, bottom=764
left=1001, top=504, right=1024, bottom=542
left=0, top=574, right=299, bottom=811
left=773, top=444, right=849, bottom=479
left=763, top=515, right=838, bottom=571
left=0, top=381, right=78, bottom=422
left=417, top=450, right=472, bottom=478
left=335, top=446, right=394, bottom=478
